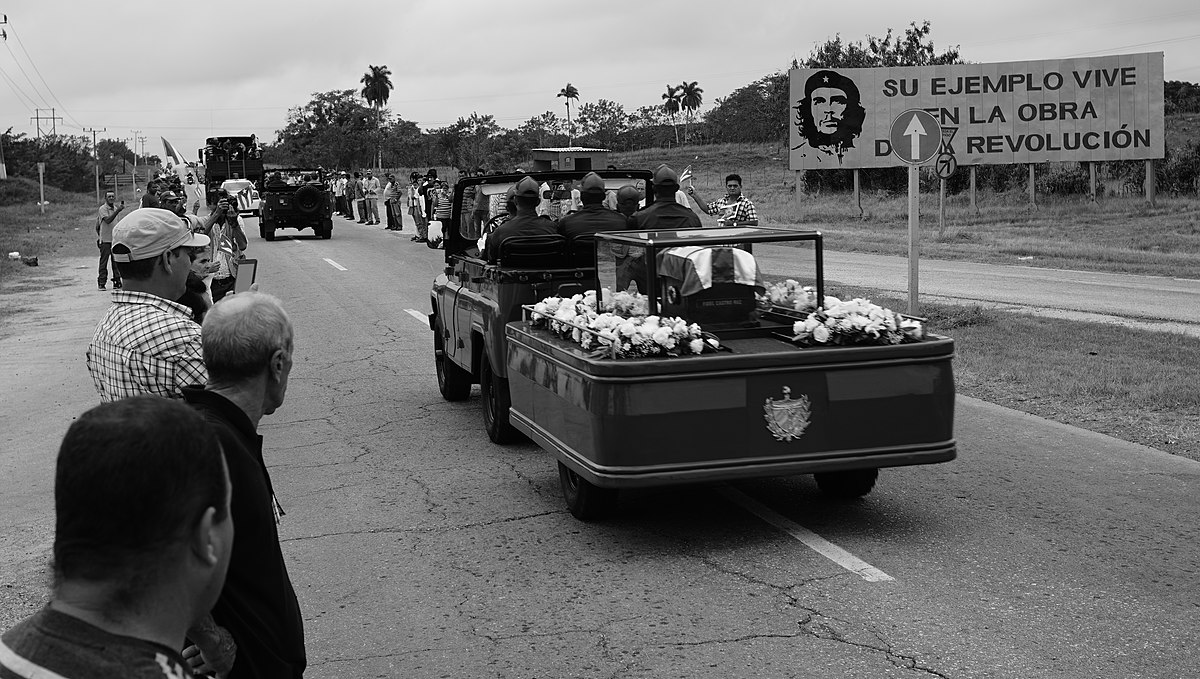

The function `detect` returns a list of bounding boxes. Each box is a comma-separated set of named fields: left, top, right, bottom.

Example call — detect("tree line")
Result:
left=4, top=21, right=1199, bottom=195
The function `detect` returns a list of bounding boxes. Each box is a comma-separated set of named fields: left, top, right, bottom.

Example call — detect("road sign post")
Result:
left=889, top=110, right=942, bottom=316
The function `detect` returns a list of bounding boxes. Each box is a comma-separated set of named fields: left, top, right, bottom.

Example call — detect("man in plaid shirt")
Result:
left=687, top=173, right=760, bottom=227
left=87, top=208, right=211, bottom=402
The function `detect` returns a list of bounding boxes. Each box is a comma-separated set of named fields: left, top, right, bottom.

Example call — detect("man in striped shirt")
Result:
left=86, top=208, right=211, bottom=402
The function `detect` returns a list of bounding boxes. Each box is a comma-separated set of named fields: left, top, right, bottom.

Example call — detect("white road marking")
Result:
left=404, top=308, right=429, bottom=325
left=323, top=258, right=347, bottom=271
left=289, top=236, right=305, bottom=245
left=718, top=486, right=895, bottom=582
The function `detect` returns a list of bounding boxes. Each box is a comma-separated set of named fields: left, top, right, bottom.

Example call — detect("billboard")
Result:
left=789, top=52, right=1164, bottom=170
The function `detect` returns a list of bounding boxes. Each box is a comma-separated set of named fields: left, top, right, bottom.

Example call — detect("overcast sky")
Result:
left=2, top=0, right=1198, bottom=161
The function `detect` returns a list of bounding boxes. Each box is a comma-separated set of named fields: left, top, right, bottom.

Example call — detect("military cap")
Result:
left=578, top=172, right=606, bottom=195
left=616, top=185, right=641, bottom=201
left=652, top=164, right=680, bottom=186
left=514, top=176, right=541, bottom=199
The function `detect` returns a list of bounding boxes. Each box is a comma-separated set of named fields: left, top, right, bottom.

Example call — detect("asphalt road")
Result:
left=1, top=212, right=1197, bottom=678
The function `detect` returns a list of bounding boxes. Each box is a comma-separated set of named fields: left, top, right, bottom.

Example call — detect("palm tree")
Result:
left=557, top=83, right=579, bottom=145
left=661, top=85, right=682, bottom=145
left=360, top=64, right=393, bottom=168
left=679, top=81, right=704, bottom=144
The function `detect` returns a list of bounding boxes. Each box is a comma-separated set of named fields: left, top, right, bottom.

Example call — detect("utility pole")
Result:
left=131, top=129, right=141, bottom=197
left=84, top=127, right=105, bottom=205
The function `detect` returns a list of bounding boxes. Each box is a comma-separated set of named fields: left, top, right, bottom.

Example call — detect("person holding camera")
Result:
left=96, top=191, right=127, bottom=290
left=199, top=194, right=248, bottom=303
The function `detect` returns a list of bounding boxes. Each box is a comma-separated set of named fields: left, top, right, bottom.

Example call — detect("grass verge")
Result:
left=0, top=178, right=139, bottom=324
left=832, top=287, right=1200, bottom=461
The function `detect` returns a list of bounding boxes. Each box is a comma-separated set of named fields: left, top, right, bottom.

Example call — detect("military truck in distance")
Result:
left=200, top=135, right=263, bottom=207
left=258, top=168, right=333, bottom=240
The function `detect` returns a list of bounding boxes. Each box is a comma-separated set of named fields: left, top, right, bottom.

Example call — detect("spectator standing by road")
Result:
left=432, top=180, right=452, bottom=239
left=181, top=292, right=307, bottom=679
left=95, top=190, right=126, bottom=291
left=687, top=173, right=759, bottom=226
left=470, top=169, right=489, bottom=238
left=353, top=172, right=367, bottom=224
left=201, top=195, right=248, bottom=303
left=140, top=180, right=161, bottom=209
left=0, top=396, right=233, bottom=679
left=342, top=172, right=356, bottom=221
left=383, top=174, right=401, bottom=230
left=86, top=208, right=210, bottom=402
left=410, top=172, right=429, bottom=243
left=363, top=170, right=381, bottom=225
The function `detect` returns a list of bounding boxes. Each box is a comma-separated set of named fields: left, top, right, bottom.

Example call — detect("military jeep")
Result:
left=429, top=169, right=655, bottom=443
left=258, top=168, right=333, bottom=240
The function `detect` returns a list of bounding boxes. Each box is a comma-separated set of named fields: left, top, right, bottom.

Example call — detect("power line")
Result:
left=0, top=37, right=50, bottom=110
left=0, top=61, right=38, bottom=113
left=3, top=18, right=84, bottom=129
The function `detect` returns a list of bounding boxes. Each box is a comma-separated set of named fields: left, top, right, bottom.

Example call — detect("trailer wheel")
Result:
left=815, top=468, right=879, bottom=499
left=558, top=462, right=617, bottom=521
left=434, top=322, right=472, bottom=401
left=481, top=353, right=520, bottom=444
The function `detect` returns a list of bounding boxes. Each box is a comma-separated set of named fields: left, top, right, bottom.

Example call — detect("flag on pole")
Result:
left=679, top=164, right=694, bottom=189
left=161, top=137, right=185, bottom=166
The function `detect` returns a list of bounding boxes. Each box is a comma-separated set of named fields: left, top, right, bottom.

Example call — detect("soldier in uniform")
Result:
left=484, top=176, right=557, bottom=263
left=629, top=165, right=702, bottom=231
left=556, top=172, right=629, bottom=243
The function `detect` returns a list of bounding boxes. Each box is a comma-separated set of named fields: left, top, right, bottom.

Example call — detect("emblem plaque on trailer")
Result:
left=763, top=386, right=811, bottom=442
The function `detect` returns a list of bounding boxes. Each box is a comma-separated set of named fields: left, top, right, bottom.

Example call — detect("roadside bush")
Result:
left=0, top=177, right=43, bottom=207
left=1037, top=163, right=1090, bottom=195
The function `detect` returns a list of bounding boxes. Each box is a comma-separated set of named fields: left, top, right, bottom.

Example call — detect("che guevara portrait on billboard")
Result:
left=793, top=69, right=867, bottom=164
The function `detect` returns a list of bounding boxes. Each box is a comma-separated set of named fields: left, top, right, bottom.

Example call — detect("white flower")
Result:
left=689, top=339, right=705, bottom=354
left=813, top=325, right=831, bottom=343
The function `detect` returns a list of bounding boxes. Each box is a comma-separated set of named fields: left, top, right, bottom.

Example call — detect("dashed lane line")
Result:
left=404, top=309, right=429, bottom=326
left=718, top=486, right=895, bottom=582
left=323, top=258, right=347, bottom=271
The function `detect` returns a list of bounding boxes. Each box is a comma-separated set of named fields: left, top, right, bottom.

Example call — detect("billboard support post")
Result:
left=1145, top=160, right=1156, bottom=207
left=1028, top=164, right=1037, bottom=211
left=853, top=169, right=862, bottom=218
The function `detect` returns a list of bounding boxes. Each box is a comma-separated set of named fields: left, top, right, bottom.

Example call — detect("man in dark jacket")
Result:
left=557, top=172, right=629, bottom=242
left=182, top=292, right=306, bottom=679
left=630, top=165, right=702, bottom=231
left=484, top=176, right=557, bottom=263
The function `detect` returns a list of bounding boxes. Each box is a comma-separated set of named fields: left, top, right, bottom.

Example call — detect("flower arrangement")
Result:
left=791, top=296, right=925, bottom=347
left=761, top=279, right=819, bottom=313
left=604, top=289, right=649, bottom=317
left=529, top=291, right=720, bottom=359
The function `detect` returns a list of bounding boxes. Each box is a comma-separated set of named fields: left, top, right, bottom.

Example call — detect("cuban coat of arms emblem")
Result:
left=763, top=386, right=811, bottom=442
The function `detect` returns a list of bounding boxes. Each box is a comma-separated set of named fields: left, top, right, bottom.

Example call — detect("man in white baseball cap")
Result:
left=87, top=208, right=213, bottom=402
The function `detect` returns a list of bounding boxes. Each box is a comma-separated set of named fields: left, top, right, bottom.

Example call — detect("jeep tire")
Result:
left=260, top=221, right=276, bottom=241
left=481, top=352, right=521, bottom=444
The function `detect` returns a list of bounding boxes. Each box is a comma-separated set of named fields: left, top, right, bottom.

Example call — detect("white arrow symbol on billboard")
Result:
left=904, top=114, right=927, bottom=160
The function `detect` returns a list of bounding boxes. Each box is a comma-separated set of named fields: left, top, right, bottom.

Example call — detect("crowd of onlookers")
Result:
left=2, top=197, right=304, bottom=677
